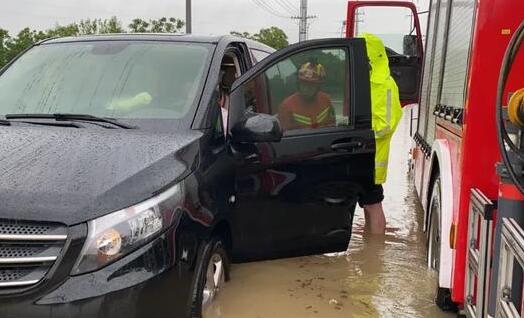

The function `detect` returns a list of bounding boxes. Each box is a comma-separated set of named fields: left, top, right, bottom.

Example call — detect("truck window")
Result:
left=354, top=6, right=418, bottom=56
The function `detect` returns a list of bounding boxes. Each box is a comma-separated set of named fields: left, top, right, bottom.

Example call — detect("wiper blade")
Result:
left=54, top=114, right=137, bottom=129
left=0, top=119, right=11, bottom=126
left=5, top=113, right=137, bottom=129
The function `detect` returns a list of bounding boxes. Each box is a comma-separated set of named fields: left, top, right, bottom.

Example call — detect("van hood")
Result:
left=0, top=126, right=201, bottom=225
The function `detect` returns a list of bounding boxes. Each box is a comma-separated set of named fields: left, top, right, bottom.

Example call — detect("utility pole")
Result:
left=186, top=0, right=192, bottom=34
left=298, top=0, right=307, bottom=41
left=291, top=0, right=316, bottom=42
left=354, top=10, right=364, bottom=36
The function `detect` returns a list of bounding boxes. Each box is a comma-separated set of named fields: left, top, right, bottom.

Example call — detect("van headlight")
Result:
left=72, top=182, right=184, bottom=275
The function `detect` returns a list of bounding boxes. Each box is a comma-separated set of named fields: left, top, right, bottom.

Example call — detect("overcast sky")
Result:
left=1, top=0, right=430, bottom=43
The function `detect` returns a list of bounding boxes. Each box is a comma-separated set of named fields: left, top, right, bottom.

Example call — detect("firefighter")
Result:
left=360, top=33, right=403, bottom=234
left=277, top=60, right=336, bottom=130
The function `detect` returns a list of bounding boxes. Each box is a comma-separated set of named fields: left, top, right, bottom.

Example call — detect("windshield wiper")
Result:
left=0, top=119, right=11, bottom=126
left=5, top=113, right=137, bottom=129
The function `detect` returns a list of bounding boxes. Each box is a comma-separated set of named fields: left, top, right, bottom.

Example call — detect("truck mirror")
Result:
left=403, top=35, right=419, bottom=56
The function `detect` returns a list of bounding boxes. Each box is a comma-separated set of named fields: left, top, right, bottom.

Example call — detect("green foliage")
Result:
left=128, top=17, right=184, bottom=33
left=0, top=28, right=10, bottom=67
left=254, top=27, right=288, bottom=50
left=230, top=26, right=289, bottom=50
left=0, top=16, right=183, bottom=69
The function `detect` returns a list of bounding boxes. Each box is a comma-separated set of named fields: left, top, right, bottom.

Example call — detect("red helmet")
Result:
left=298, top=62, right=326, bottom=84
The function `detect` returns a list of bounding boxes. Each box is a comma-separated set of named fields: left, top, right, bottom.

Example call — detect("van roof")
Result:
left=40, top=34, right=275, bottom=53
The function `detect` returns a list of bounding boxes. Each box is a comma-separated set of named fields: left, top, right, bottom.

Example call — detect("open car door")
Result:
left=346, top=1, right=424, bottom=105
left=227, top=38, right=375, bottom=261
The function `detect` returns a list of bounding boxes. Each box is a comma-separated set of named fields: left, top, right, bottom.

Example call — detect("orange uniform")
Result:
left=278, top=91, right=336, bottom=130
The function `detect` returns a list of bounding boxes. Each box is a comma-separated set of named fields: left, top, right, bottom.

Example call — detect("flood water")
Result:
left=206, top=113, right=455, bottom=318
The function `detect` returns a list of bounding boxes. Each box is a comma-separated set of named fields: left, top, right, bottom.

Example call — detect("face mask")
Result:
left=298, top=82, right=320, bottom=100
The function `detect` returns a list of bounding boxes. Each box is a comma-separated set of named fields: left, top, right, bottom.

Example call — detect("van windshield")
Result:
left=0, top=41, right=213, bottom=120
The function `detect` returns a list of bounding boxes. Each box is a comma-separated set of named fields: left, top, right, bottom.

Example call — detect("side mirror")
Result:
left=403, top=35, right=419, bottom=56
left=231, top=111, right=283, bottom=143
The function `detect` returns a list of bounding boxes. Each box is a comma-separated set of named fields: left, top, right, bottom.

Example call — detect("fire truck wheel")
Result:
left=190, top=237, right=230, bottom=318
left=427, top=177, right=458, bottom=312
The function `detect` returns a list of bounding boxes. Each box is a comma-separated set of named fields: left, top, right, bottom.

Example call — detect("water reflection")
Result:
left=205, top=113, right=454, bottom=318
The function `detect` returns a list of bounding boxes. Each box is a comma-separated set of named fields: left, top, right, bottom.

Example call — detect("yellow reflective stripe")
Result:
left=386, top=89, right=392, bottom=128
left=293, top=113, right=311, bottom=122
left=375, top=128, right=391, bottom=138
left=292, top=113, right=312, bottom=125
left=375, top=161, right=388, bottom=168
left=316, top=107, right=331, bottom=122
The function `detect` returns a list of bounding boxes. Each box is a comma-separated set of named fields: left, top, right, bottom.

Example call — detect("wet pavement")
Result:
left=205, top=113, right=455, bottom=318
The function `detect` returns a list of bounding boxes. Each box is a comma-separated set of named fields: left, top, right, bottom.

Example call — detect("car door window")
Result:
left=242, top=48, right=350, bottom=135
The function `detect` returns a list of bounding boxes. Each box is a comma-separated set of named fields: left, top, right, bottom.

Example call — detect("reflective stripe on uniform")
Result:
left=375, top=127, right=391, bottom=138
left=375, top=161, right=388, bottom=168
left=316, top=107, right=331, bottom=123
left=386, top=89, right=392, bottom=128
left=292, top=113, right=312, bottom=126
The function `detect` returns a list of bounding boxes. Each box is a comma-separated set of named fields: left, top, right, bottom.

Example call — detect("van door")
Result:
left=346, top=1, right=424, bottom=105
left=227, top=38, right=375, bottom=261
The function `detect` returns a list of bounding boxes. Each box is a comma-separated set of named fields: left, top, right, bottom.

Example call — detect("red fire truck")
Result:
left=346, top=0, right=524, bottom=315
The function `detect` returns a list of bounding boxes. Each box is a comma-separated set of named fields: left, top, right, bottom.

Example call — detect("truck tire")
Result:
left=190, top=237, right=230, bottom=318
left=427, top=177, right=458, bottom=312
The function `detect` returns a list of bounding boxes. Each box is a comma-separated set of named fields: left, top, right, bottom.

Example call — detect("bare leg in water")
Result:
left=363, top=202, right=386, bottom=234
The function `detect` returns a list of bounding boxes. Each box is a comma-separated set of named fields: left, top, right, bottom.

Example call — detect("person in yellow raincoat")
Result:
left=358, top=33, right=403, bottom=234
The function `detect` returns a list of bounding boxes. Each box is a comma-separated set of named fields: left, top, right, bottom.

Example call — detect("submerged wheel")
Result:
left=191, top=237, right=230, bottom=318
left=427, top=177, right=458, bottom=312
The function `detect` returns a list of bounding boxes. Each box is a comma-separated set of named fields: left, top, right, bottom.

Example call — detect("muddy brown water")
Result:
left=205, top=113, right=455, bottom=318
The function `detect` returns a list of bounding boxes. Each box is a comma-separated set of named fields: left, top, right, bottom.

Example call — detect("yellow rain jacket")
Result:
left=362, top=33, right=403, bottom=184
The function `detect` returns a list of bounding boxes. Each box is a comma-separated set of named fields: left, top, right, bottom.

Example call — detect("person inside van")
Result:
left=218, top=62, right=237, bottom=134
left=278, top=60, right=336, bottom=131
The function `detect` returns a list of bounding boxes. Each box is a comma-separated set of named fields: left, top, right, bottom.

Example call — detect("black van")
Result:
left=0, top=34, right=377, bottom=317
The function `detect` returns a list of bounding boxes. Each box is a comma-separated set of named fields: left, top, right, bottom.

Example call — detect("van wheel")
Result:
left=190, top=237, right=230, bottom=318
left=427, top=177, right=457, bottom=312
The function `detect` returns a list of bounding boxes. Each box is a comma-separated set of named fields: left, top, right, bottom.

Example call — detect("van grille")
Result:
left=0, top=220, right=67, bottom=289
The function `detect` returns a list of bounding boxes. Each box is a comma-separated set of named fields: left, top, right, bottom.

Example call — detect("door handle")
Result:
left=331, top=141, right=363, bottom=152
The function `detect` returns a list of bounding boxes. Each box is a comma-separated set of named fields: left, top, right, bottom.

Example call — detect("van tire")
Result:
left=190, top=237, right=230, bottom=318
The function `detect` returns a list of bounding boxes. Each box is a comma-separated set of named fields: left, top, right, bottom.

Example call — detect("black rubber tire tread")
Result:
left=427, top=177, right=458, bottom=313
left=435, top=287, right=458, bottom=312
left=189, top=237, right=230, bottom=318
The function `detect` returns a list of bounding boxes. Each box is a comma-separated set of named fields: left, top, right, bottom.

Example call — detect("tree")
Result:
left=0, top=16, right=184, bottom=69
left=76, top=17, right=124, bottom=35
left=0, top=28, right=9, bottom=68
left=129, top=17, right=184, bottom=33
left=231, top=27, right=288, bottom=50
left=230, top=31, right=254, bottom=39
left=254, top=27, right=288, bottom=50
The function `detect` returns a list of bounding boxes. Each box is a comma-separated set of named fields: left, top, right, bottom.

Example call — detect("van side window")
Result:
left=243, top=48, right=351, bottom=135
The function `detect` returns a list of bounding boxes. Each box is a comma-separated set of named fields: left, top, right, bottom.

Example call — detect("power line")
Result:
left=271, top=0, right=297, bottom=14
left=282, top=0, right=299, bottom=11
left=250, top=0, right=290, bottom=18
